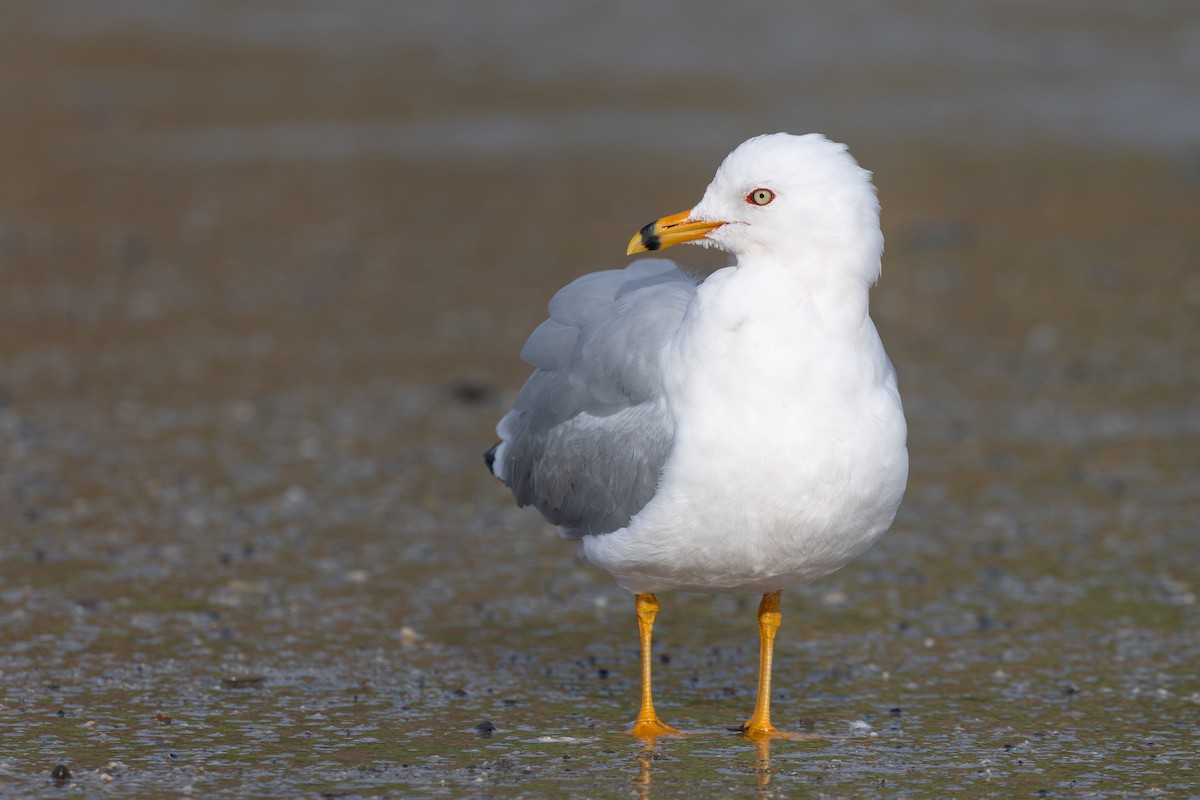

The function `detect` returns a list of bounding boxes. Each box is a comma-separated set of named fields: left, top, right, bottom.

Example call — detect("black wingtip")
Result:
left=483, top=442, right=500, bottom=475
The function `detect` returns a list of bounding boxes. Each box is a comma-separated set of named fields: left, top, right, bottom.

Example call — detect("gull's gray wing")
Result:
left=487, top=259, right=697, bottom=538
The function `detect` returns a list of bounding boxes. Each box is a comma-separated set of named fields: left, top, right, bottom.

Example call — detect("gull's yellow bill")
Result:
left=627, top=210, right=724, bottom=255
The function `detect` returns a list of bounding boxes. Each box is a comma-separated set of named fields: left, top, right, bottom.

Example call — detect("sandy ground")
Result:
left=1, top=2, right=1197, bottom=797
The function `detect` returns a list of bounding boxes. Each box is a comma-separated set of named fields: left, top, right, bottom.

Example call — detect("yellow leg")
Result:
left=630, top=593, right=679, bottom=738
left=741, top=590, right=783, bottom=738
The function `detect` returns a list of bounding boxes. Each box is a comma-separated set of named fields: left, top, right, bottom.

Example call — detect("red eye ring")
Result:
left=746, top=188, right=775, bottom=206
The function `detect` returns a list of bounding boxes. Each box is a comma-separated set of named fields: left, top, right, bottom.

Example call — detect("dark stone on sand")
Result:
left=221, top=675, right=267, bottom=689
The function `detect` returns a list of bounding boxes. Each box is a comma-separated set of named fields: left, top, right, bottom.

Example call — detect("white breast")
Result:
left=581, top=265, right=908, bottom=594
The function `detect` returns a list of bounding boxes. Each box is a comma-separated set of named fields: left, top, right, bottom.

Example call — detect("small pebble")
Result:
left=221, top=675, right=267, bottom=689
left=446, top=379, right=498, bottom=405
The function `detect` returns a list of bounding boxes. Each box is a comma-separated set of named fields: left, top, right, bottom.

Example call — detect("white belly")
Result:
left=581, top=277, right=908, bottom=594
left=581, top=389, right=907, bottom=593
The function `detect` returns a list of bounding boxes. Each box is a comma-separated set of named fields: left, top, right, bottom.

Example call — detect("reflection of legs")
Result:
left=631, top=593, right=679, bottom=738
left=635, top=743, right=653, bottom=800
left=754, top=737, right=773, bottom=796
left=741, top=590, right=782, bottom=738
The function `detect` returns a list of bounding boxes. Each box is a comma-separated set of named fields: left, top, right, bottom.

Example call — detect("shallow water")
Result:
left=1, top=2, right=1198, bottom=798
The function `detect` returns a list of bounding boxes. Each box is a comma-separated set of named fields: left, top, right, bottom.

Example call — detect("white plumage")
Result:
left=492, top=132, right=907, bottom=592
left=487, top=132, right=908, bottom=737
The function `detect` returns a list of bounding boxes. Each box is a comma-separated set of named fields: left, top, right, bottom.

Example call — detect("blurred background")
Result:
left=1, top=1, right=1197, bottom=797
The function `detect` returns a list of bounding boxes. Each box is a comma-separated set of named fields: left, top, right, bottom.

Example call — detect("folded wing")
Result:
left=487, top=259, right=697, bottom=538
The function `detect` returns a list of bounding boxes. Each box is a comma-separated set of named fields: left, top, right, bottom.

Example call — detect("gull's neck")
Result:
left=732, top=248, right=876, bottom=314
left=725, top=216, right=883, bottom=290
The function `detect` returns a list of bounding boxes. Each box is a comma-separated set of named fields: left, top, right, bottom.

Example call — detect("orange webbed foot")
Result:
left=631, top=716, right=683, bottom=740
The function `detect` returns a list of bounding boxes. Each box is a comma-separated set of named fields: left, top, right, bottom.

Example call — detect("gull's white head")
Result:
left=628, top=133, right=883, bottom=284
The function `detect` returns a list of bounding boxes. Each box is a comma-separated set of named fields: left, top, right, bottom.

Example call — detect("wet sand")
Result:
left=1, top=3, right=1197, bottom=797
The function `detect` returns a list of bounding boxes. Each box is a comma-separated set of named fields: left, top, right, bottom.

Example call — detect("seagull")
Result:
left=485, top=133, right=908, bottom=739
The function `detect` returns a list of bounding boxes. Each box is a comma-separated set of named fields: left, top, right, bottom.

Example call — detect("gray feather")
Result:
left=493, top=258, right=696, bottom=537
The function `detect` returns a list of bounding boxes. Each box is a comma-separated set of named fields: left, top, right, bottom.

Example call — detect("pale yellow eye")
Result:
left=746, top=188, right=775, bottom=206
